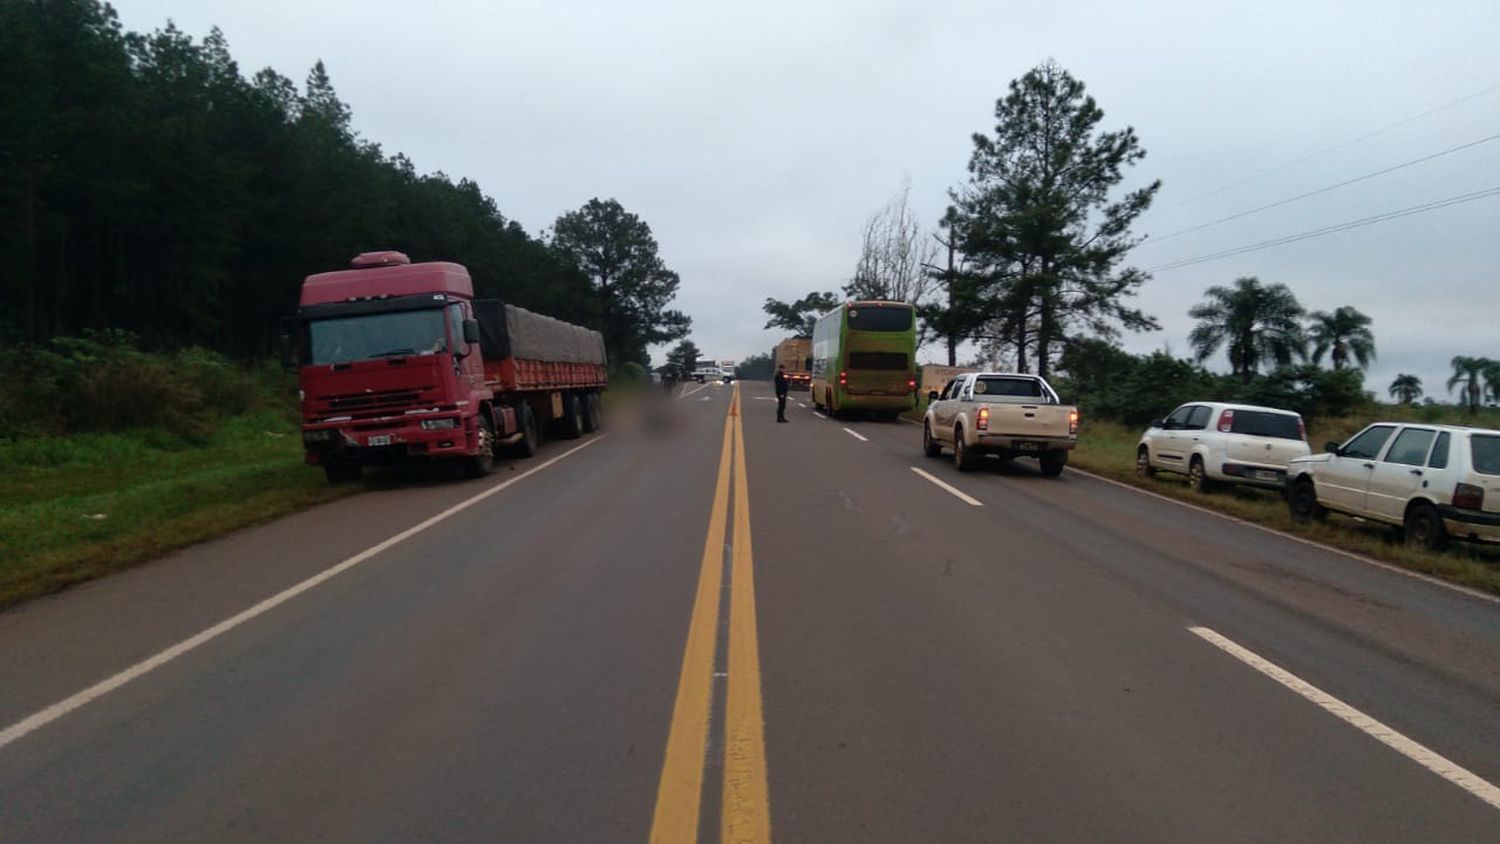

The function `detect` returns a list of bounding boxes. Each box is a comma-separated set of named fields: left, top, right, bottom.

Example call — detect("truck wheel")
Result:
left=465, top=416, right=495, bottom=478
left=1136, top=447, right=1157, bottom=478
left=1188, top=457, right=1217, bottom=493
left=1039, top=449, right=1068, bottom=477
left=512, top=404, right=539, bottom=458
left=559, top=392, right=584, bottom=439
left=582, top=392, right=601, bottom=433
left=1288, top=478, right=1326, bottom=522
left=953, top=427, right=975, bottom=471
left=923, top=421, right=943, bottom=458
left=1404, top=503, right=1449, bottom=551
left=323, top=460, right=362, bottom=484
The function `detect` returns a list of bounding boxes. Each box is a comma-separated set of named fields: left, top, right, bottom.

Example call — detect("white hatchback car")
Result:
left=1136, top=402, right=1310, bottom=492
left=1286, top=423, right=1500, bottom=549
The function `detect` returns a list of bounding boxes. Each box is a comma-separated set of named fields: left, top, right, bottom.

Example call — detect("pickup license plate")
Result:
left=367, top=435, right=392, bottom=447
left=1015, top=441, right=1041, bottom=453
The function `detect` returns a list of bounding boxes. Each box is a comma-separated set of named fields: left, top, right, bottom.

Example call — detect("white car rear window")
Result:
left=1472, top=435, right=1500, bottom=475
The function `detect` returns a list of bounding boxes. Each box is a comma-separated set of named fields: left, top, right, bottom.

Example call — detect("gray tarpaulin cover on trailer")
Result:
left=473, top=299, right=607, bottom=365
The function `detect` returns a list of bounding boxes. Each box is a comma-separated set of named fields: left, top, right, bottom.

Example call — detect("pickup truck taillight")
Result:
left=1453, top=482, right=1485, bottom=510
left=1217, top=409, right=1235, bottom=433
left=1069, top=409, right=1079, bottom=435
left=976, top=406, right=989, bottom=431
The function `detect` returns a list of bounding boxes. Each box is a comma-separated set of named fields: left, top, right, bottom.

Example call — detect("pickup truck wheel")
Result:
left=1188, top=457, right=1218, bottom=493
left=1039, top=449, right=1067, bottom=477
left=923, top=422, right=943, bottom=457
left=559, top=392, right=584, bottom=439
left=953, top=427, right=975, bottom=471
left=323, top=460, right=362, bottom=484
left=1136, top=447, right=1157, bottom=478
left=1404, top=503, right=1449, bottom=551
left=464, top=416, right=495, bottom=478
left=512, top=404, right=539, bottom=458
left=1288, top=478, right=1326, bottom=522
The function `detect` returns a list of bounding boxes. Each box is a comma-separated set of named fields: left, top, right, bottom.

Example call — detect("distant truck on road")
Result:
left=922, top=372, right=1079, bottom=475
left=287, top=251, right=607, bottom=483
left=773, top=337, right=812, bottom=390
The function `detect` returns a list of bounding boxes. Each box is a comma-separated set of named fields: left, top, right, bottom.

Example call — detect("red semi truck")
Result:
left=287, top=251, right=608, bottom=482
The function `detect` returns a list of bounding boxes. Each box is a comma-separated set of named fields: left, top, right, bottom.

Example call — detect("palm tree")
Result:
left=1448, top=356, right=1493, bottom=414
left=1188, top=277, right=1306, bottom=383
left=1388, top=373, right=1423, bottom=404
left=1307, top=306, right=1375, bottom=370
left=1487, top=360, right=1500, bottom=406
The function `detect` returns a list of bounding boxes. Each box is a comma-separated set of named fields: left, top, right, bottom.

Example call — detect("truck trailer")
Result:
left=772, top=337, right=812, bottom=389
left=288, top=251, right=607, bottom=482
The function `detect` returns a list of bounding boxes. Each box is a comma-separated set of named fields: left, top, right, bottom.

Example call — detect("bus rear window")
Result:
left=1229, top=410, right=1302, bottom=440
left=848, top=351, right=908, bottom=370
left=847, top=306, right=913, bottom=332
left=1472, top=435, right=1500, bottom=475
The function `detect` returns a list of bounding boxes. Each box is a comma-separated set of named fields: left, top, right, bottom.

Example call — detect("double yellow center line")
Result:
left=651, top=384, right=772, bottom=843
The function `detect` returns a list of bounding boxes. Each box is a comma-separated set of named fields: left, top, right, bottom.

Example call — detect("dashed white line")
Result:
left=812, top=412, right=827, bottom=420
left=1189, top=626, right=1500, bottom=812
left=910, top=467, right=983, bottom=507
left=842, top=427, right=869, bottom=442
left=0, top=436, right=607, bottom=752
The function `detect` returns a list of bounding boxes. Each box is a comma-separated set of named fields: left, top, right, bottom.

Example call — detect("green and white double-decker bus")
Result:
left=810, top=300, right=918, bottom=417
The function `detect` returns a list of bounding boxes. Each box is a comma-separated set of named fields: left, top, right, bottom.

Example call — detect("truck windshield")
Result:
left=307, top=309, right=447, bottom=365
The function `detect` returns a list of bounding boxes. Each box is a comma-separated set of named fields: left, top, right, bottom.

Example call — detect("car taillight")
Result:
left=1297, top=416, right=1306, bottom=441
left=1453, top=482, right=1485, bottom=510
left=1217, top=409, right=1234, bottom=433
left=1069, top=409, right=1079, bottom=435
left=976, top=406, right=989, bottom=431
left=838, top=370, right=847, bottom=386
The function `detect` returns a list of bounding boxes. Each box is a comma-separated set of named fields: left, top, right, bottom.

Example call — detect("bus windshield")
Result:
left=847, top=306, right=913, bottom=332
left=307, top=309, right=448, bottom=365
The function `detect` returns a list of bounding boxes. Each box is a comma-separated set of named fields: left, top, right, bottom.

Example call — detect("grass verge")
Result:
left=0, top=411, right=354, bottom=609
left=1071, top=421, right=1500, bottom=596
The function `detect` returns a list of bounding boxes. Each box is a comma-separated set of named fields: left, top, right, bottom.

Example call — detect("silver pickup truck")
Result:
left=922, top=372, right=1079, bottom=475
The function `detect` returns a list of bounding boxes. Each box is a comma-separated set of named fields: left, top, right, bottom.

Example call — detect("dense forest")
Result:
left=0, top=0, right=683, bottom=365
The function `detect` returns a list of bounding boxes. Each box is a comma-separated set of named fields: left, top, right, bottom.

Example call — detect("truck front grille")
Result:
left=321, top=388, right=428, bottom=412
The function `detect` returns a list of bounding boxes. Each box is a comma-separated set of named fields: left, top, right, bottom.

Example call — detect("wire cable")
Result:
left=1144, top=131, right=1500, bottom=245
left=1144, top=82, right=1500, bottom=218
left=1146, top=186, right=1500, bottom=273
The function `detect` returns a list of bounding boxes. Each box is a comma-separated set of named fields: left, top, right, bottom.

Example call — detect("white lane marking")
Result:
left=1189, top=626, right=1500, bottom=812
left=812, top=412, right=827, bottom=420
left=699, top=396, right=713, bottom=402
left=798, top=402, right=808, bottom=408
left=677, top=383, right=710, bottom=400
left=910, top=467, right=983, bottom=507
left=751, top=396, right=775, bottom=401
left=1071, top=468, right=1500, bottom=607
left=0, top=436, right=607, bottom=752
left=842, top=427, right=869, bottom=442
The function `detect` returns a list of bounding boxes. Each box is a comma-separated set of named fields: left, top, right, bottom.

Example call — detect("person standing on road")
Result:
left=774, top=364, right=789, bottom=423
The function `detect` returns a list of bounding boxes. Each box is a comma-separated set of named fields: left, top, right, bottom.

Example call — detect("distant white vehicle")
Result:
left=692, top=364, right=723, bottom=383
left=1136, top=402, right=1310, bottom=492
left=1287, top=422, right=1500, bottom=550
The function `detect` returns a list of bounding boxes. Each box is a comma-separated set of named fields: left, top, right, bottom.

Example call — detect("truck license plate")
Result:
left=367, top=435, right=392, bottom=447
left=1016, top=441, right=1041, bottom=453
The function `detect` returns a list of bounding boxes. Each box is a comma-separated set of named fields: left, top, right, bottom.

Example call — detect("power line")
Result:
left=1144, top=131, right=1500, bottom=246
left=1144, top=82, right=1500, bottom=218
left=1146, top=186, right=1500, bottom=273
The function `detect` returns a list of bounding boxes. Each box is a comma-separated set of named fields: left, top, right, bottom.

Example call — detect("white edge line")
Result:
left=0, top=435, right=607, bottom=752
left=1189, top=626, right=1500, bottom=811
left=812, top=412, right=827, bottom=420
left=842, top=427, right=869, bottom=442
left=910, top=467, right=983, bottom=507
left=1070, top=467, right=1500, bottom=607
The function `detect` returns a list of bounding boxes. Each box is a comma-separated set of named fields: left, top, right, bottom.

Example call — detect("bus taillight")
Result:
left=838, top=371, right=848, bottom=386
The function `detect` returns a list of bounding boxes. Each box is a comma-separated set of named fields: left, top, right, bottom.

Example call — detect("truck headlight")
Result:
left=302, top=428, right=335, bottom=443
left=420, top=418, right=458, bottom=431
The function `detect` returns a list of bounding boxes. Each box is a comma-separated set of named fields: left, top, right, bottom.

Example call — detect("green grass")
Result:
left=1071, top=420, right=1500, bottom=596
left=0, top=411, right=354, bottom=608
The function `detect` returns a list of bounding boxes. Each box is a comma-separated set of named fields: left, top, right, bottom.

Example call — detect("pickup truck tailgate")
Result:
left=991, top=404, right=1074, bottom=438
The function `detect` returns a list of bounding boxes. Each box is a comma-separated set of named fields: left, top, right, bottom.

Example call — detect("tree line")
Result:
left=0, top=0, right=687, bottom=366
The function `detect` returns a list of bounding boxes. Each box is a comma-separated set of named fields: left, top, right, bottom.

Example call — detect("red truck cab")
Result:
left=289, top=252, right=607, bottom=482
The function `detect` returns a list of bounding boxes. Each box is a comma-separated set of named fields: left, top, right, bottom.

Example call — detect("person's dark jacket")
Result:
left=774, top=371, right=789, bottom=396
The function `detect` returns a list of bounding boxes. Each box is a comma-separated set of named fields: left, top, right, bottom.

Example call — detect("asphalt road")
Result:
left=2, top=379, right=1499, bottom=842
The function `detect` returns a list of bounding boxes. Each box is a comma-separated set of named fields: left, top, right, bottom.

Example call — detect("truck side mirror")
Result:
left=279, top=334, right=296, bottom=370
left=462, top=319, right=480, bottom=345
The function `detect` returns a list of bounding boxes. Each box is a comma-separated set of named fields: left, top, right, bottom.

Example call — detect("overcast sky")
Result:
left=117, top=0, right=1500, bottom=396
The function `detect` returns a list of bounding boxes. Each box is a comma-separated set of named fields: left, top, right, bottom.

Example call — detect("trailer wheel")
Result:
left=582, top=392, right=602, bottom=433
left=559, top=392, right=585, bottom=439
left=512, top=403, right=539, bottom=458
